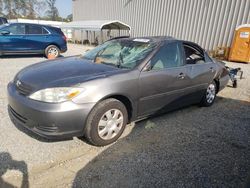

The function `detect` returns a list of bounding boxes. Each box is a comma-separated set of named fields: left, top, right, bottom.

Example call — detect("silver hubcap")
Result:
left=98, top=109, right=124, bottom=140
left=206, top=84, right=216, bottom=103
left=48, top=47, right=58, bottom=56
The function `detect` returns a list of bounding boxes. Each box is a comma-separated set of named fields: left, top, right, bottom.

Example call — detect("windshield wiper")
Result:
left=101, top=62, right=118, bottom=67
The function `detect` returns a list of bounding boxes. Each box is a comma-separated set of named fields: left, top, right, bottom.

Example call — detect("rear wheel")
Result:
left=45, top=45, right=60, bottom=58
left=200, top=81, right=217, bottom=107
left=85, top=98, right=128, bottom=146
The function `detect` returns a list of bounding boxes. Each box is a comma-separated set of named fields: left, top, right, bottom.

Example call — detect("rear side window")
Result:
left=183, top=44, right=205, bottom=64
left=150, top=42, right=182, bottom=70
left=42, top=28, right=49, bottom=34
left=4, top=24, right=25, bottom=35
left=49, top=27, right=64, bottom=35
left=26, top=25, right=46, bottom=35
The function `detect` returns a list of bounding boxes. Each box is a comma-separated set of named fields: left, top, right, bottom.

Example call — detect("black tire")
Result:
left=85, top=98, right=128, bottom=146
left=200, top=81, right=217, bottom=107
left=45, top=45, right=60, bottom=58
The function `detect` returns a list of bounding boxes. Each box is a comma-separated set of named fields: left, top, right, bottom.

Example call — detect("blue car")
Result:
left=0, top=23, right=67, bottom=58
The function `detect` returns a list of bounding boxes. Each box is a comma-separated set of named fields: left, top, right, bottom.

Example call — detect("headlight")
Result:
left=29, top=87, right=85, bottom=103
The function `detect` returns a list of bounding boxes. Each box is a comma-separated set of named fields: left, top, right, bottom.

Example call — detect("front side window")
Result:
left=82, top=39, right=157, bottom=69
left=4, top=24, right=25, bottom=35
left=183, top=45, right=205, bottom=64
left=150, top=42, right=182, bottom=70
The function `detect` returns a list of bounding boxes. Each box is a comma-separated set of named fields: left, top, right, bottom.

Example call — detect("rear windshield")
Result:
left=82, top=39, right=157, bottom=69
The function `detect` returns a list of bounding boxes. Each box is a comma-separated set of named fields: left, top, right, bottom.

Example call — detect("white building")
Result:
left=72, top=0, right=250, bottom=50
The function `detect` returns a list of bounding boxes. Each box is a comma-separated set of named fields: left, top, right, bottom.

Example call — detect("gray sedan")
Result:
left=7, top=37, right=229, bottom=146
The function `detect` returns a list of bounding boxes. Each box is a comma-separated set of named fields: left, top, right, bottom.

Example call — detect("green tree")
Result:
left=66, top=14, right=72, bottom=22
left=46, top=0, right=59, bottom=21
left=0, top=0, right=4, bottom=16
left=26, top=0, right=36, bottom=19
left=1, top=0, right=46, bottom=19
left=4, top=0, right=15, bottom=19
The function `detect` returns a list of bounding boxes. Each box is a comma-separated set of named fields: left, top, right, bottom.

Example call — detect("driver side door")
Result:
left=138, top=41, right=193, bottom=117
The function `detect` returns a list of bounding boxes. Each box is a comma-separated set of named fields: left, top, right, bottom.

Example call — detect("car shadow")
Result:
left=0, top=152, right=29, bottom=188
left=0, top=54, right=45, bottom=59
left=72, top=97, right=250, bottom=188
left=0, top=54, right=65, bottom=59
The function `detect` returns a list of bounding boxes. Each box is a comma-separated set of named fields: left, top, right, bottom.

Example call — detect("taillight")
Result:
left=62, top=35, right=67, bottom=41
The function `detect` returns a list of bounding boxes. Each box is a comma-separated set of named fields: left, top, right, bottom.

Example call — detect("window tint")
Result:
left=184, top=45, right=205, bottom=64
left=5, top=24, right=25, bottom=35
left=26, top=25, right=43, bottom=34
left=151, top=42, right=182, bottom=70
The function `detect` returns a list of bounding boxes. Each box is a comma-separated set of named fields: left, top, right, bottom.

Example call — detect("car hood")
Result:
left=15, top=56, right=122, bottom=90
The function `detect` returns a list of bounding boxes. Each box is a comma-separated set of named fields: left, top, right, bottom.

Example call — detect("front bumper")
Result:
left=7, top=82, right=95, bottom=139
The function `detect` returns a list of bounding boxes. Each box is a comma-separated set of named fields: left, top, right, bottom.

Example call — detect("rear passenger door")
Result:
left=25, top=24, right=50, bottom=52
left=138, top=41, right=193, bottom=117
left=182, top=43, right=216, bottom=99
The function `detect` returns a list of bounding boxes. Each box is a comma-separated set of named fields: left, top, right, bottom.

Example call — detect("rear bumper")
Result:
left=8, top=82, right=95, bottom=139
left=60, top=45, right=67, bottom=53
left=60, top=42, right=67, bottom=53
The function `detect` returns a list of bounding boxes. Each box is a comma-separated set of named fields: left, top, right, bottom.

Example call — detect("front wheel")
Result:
left=45, top=45, right=60, bottom=58
left=200, top=81, right=217, bottom=107
left=85, top=98, right=128, bottom=146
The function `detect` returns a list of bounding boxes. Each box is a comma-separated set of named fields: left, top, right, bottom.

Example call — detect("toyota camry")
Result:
left=8, top=36, right=229, bottom=146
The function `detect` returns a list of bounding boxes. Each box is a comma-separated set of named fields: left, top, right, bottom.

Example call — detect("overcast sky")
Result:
left=55, top=0, right=72, bottom=18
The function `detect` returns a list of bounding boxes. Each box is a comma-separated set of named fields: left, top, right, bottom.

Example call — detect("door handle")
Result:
left=210, top=67, right=215, bottom=73
left=178, top=73, right=185, bottom=79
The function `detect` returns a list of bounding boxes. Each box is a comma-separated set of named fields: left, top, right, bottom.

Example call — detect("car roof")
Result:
left=117, top=36, right=201, bottom=45
left=116, top=36, right=204, bottom=51
left=6, top=22, right=57, bottom=29
left=118, top=36, right=176, bottom=43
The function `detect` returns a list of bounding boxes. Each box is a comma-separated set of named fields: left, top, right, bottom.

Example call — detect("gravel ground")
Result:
left=0, top=46, right=249, bottom=188
left=0, top=44, right=96, bottom=182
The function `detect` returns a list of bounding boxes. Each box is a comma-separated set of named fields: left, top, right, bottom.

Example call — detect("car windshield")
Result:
left=82, top=39, right=157, bottom=69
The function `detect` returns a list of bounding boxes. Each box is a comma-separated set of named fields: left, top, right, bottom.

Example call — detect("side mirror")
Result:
left=0, top=30, right=10, bottom=35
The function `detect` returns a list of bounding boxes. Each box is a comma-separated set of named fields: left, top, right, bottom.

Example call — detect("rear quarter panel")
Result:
left=47, top=34, right=67, bottom=51
left=213, top=59, right=230, bottom=91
